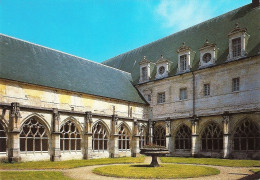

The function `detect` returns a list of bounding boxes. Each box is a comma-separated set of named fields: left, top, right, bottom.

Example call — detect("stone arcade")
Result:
left=0, top=1, right=259, bottom=162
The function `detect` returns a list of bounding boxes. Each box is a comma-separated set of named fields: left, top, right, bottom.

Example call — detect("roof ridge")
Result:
left=102, top=3, right=250, bottom=64
left=0, top=33, right=131, bottom=75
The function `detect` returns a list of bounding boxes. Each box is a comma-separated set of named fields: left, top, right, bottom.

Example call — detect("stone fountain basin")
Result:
left=140, top=148, right=170, bottom=167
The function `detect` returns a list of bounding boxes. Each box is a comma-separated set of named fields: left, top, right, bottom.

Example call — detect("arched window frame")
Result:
left=139, top=125, right=148, bottom=149
left=20, top=117, right=49, bottom=153
left=233, top=119, right=260, bottom=151
left=0, top=122, right=7, bottom=153
left=201, top=122, right=223, bottom=152
left=175, top=124, right=191, bottom=150
left=92, top=121, right=109, bottom=152
left=60, top=120, right=82, bottom=153
left=118, top=124, right=131, bottom=151
left=153, top=125, right=166, bottom=147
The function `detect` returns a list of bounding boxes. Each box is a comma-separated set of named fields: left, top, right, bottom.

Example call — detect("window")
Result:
left=175, top=125, right=191, bottom=150
left=180, top=55, right=187, bottom=71
left=92, top=122, right=109, bottom=151
left=118, top=125, right=131, bottom=151
left=0, top=123, right=7, bottom=152
left=232, top=37, right=241, bottom=58
left=202, top=53, right=211, bottom=63
left=234, top=119, right=260, bottom=151
left=153, top=125, right=166, bottom=147
left=232, top=78, right=240, bottom=92
left=142, top=67, right=148, bottom=81
left=204, top=84, right=210, bottom=96
left=60, top=121, right=81, bottom=152
left=147, top=94, right=151, bottom=102
left=139, top=126, right=148, bottom=148
left=159, top=66, right=165, bottom=75
left=20, top=118, right=49, bottom=152
left=180, top=88, right=187, bottom=100
left=157, top=92, right=165, bottom=104
left=201, top=123, right=223, bottom=151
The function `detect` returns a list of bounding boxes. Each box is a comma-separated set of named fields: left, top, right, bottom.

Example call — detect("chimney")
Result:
left=252, top=0, right=260, bottom=7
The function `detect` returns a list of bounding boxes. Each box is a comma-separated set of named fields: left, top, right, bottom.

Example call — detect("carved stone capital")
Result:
left=222, top=111, right=230, bottom=124
left=11, top=102, right=21, bottom=119
left=112, top=114, right=118, bottom=125
left=85, top=111, right=93, bottom=124
left=191, top=115, right=200, bottom=126
left=52, top=108, right=60, bottom=132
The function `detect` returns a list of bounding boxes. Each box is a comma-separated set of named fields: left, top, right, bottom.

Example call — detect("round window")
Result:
left=203, top=53, right=212, bottom=63
left=159, top=66, right=165, bottom=75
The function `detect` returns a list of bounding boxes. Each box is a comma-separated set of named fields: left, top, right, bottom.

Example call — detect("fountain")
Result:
left=140, top=145, right=170, bottom=167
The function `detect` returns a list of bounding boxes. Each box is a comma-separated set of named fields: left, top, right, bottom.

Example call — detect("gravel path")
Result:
left=63, top=157, right=256, bottom=180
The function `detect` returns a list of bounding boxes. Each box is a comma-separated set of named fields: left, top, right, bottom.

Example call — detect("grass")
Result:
left=0, top=171, right=72, bottom=180
left=93, top=164, right=220, bottom=179
left=160, top=157, right=260, bottom=167
left=250, top=169, right=260, bottom=173
left=0, top=156, right=144, bottom=170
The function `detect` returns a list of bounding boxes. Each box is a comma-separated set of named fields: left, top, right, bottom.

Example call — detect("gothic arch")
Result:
left=200, top=121, right=223, bottom=151
left=0, top=119, right=7, bottom=153
left=92, top=119, right=110, bottom=135
left=174, top=124, right=192, bottom=150
left=92, top=120, right=110, bottom=151
left=20, top=115, right=50, bottom=152
left=139, top=123, right=148, bottom=148
left=60, top=117, right=82, bottom=152
left=232, top=118, right=260, bottom=151
left=118, top=122, right=131, bottom=151
left=117, top=122, right=132, bottom=135
left=153, top=124, right=166, bottom=147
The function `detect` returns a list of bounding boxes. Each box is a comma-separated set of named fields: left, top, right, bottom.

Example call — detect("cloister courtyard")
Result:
left=0, top=156, right=259, bottom=179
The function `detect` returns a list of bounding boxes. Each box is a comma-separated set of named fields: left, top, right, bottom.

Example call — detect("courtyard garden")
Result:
left=0, top=156, right=259, bottom=179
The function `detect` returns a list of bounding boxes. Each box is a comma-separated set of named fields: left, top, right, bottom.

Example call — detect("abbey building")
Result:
left=0, top=1, right=259, bottom=162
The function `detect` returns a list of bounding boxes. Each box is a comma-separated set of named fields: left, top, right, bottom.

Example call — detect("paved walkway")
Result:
left=63, top=157, right=257, bottom=180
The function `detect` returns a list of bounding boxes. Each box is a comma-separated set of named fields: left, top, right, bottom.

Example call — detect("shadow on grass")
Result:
left=130, top=164, right=165, bottom=168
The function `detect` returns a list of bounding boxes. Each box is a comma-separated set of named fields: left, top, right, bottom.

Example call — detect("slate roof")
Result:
left=102, top=4, right=260, bottom=84
left=0, top=34, right=146, bottom=104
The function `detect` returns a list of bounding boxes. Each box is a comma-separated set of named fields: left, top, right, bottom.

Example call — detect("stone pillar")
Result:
left=83, top=111, right=93, bottom=159
left=191, top=115, right=200, bottom=157
left=148, top=119, right=153, bottom=144
left=222, top=112, right=231, bottom=159
left=165, top=118, right=173, bottom=154
left=8, top=102, right=21, bottom=162
left=50, top=108, right=61, bottom=161
left=131, top=119, right=140, bottom=157
left=109, top=114, right=119, bottom=158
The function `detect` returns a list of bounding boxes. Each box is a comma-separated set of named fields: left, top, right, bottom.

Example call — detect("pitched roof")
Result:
left=0, top=34, right=146, bottom=104
left=102, top=4, right=260, bottom=84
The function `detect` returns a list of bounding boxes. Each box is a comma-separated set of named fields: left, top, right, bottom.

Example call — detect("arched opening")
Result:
left=92, top=122, right=109, bottom=152
left=201, top=122, right=223, bottom=151
left=20, top=117, right=49, bottom=152
left=118, top=124, right=131, bottom=151
left=233, top=119, right=260, bottom=151
left=0, top=123, right=7, bottom=153
left=153, top=125, right=166, bottom=147
left=139, top=125, right=148, bottom=148
left=60, top=120, right=81, bottom=152
left=175, top=124, right=191, bottom=150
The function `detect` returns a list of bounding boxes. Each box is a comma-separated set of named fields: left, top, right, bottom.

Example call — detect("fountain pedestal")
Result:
left=140, top=148, right=169, bottom=167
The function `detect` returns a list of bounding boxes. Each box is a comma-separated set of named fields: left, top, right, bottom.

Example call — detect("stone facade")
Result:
left=137, top=56, right=260, bottom=159
left=0, top=79, right=148, bottom=162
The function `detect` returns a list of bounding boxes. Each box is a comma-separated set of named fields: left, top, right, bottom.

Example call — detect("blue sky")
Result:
left=0, top=0, right=251, bottom=63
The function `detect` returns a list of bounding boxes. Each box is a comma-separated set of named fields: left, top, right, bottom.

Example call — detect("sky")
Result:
left=0, top=0, right=252, bottom=63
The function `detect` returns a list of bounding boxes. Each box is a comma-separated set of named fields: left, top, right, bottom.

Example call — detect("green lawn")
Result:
left=0, top=156, right=144, bottom=170
left=250, top=169, right=260, bottom=173
left=93, top=164, right=220, bottom=179
left=0, top=171, right=71, bottom=180
left=160, top=157, right=260, bottom=167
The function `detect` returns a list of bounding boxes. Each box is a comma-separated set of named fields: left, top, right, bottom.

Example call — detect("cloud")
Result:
left=156, top=0, right=215, bottom=31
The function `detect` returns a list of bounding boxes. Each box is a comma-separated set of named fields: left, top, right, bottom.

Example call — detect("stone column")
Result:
left=148, top=119, right=153, bottom=144
left=83, top=111, right=93, bottom=159
left=109, top=114, right=119, bottom=158
left=131, top=119, right=140, bottom=157
left=165, top=118, right=173, bottom=153
left=50, top=108, right=61, bottom=161
left=191, top=115, right=200, bottom=157
left=222, top=112, right=231, bottom=159
left=8, top=102, right=21, bottom=162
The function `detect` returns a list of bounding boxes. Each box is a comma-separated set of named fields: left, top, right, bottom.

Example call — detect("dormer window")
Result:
left=139, top=56, right=151, bottom=83
left=180, top=55, right=187, bottom=71
left=199, top=40, right=217, bottom=68
left=227, top=23, right=249, bottom=61
left=155, top=55, right=170, bottom=79
left=177, top=42, right=194, bottom=74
